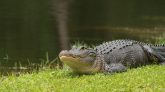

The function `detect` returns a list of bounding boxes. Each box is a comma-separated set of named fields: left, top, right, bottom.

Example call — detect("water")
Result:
left=0, top=0, right=165, bottom=70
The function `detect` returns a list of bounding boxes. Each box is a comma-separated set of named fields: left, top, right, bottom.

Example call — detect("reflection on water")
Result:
left=69, top=27, right=165, bottom=44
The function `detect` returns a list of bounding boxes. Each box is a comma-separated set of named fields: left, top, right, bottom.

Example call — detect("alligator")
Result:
left=59, top=39, right=165, bottom=74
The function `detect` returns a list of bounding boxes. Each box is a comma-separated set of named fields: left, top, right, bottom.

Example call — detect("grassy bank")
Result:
left=0, top=65, right=165, bottom=92
left=0, top=39, right=165, bottom=92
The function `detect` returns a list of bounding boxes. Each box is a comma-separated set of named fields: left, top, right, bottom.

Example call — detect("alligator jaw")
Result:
left=59, top=55, right=101, bottom=73
left=59, top=55, right=79, bottom=64
left=59, top=50, right=80, bottom=64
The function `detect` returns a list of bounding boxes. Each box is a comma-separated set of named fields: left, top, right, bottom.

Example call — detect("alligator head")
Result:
left=59, top=46, right=99, bottom=73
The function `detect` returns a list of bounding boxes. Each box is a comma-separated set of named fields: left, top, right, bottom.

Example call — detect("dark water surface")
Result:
left=0, top=0, right=165, bottom=70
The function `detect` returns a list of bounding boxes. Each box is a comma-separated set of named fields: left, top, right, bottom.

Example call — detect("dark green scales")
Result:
left=59, top=39, right=165, bottom=74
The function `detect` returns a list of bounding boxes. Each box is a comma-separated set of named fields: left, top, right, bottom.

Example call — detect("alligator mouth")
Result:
left=59, top=55, right=100, bottom=74
left=59, top=50, right=81, bottom=64
left=59, top=56, right=79, bottom=63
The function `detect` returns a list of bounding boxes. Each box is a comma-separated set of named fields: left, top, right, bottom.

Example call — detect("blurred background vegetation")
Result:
left=0, top=0, right=165, bottom=69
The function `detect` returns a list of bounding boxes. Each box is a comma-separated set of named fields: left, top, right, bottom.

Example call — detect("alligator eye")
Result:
left=89, top=52, right=96, bottom=57
left=80, top=46, right=87, bottom=50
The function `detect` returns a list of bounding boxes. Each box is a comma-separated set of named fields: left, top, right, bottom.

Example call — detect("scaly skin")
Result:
left=59, top=39, right=165, bottom=74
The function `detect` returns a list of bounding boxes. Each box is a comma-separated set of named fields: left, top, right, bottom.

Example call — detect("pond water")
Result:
left=0, top=0, right=165, bottom=73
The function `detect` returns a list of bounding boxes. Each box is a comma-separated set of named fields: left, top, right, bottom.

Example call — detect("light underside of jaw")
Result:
left=59, top=56, right=92, bottom=67
left=59, top=56, right=100, bottom=73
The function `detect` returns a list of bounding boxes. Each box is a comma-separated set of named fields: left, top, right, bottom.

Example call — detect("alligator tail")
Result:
left=149, top=46, right=165, bottom=63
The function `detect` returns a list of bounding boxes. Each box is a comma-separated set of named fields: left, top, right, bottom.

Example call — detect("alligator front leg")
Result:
left=104, top=63, right=127, bottom=74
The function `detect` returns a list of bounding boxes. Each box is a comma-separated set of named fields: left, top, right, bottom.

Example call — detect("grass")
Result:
left=0, top=65, right=165, bottom=92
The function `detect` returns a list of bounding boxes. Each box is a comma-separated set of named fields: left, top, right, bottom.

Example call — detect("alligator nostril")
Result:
left=59, top=50, right=70, bottom=57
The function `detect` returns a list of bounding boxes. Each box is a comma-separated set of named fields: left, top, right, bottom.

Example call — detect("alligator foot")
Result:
left=104, top=63, right=127, bottom=74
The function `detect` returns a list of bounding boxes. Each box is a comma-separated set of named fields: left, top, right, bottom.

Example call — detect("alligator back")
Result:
left=94, top=40, right=155, bottom=67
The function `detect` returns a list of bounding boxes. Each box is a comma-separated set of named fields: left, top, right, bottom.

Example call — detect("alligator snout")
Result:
left=59, top=50, right=80, bottom=58
left=59, top=50, right=70, bottom=57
